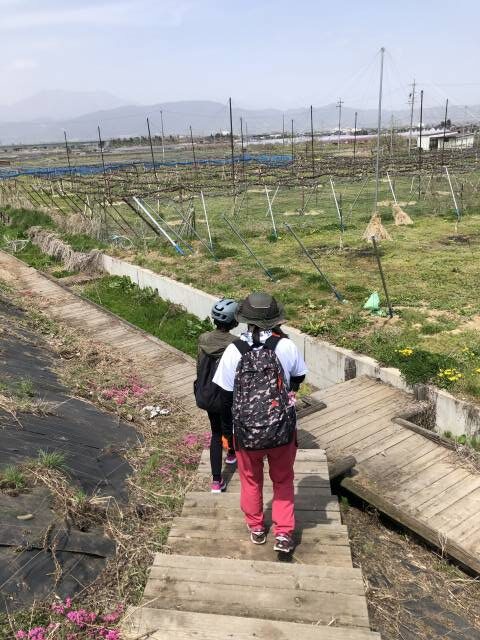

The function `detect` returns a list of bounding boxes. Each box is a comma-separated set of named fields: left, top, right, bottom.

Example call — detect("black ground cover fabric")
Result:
left=0, top=297, right=140, bottom=610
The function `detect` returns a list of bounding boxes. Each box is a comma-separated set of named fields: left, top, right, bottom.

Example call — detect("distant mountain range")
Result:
left=0, top=91, right=478, bottom=145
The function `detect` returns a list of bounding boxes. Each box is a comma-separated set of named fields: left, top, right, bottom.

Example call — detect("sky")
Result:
left=1, top=0, right=479, bottom=111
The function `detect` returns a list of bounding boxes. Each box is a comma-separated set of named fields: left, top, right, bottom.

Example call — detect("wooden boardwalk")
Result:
left=301, top=378, right=480, bottom=574
left=124, top=449, right=380, bottom=639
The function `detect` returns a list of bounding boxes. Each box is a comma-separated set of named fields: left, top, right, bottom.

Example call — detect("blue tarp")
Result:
left=0, top=154, right=292, bottom=180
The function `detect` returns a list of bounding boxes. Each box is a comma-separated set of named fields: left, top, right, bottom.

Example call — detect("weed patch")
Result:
left=81, top=276, right=211, bottom=357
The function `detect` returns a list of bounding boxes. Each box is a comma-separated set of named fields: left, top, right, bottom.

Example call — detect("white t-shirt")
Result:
left=213, top=335, right=308, bottom=392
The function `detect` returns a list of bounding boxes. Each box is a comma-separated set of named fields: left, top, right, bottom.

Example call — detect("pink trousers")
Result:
left=235, top=438, right=297, bottom=536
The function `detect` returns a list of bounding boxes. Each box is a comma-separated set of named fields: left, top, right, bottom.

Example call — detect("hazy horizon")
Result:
left=1, top=0, right=480, bottom=115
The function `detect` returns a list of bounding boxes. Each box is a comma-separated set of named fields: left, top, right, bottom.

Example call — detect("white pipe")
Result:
left=133, top=196, right=183, bottom=253
left=200, top=190, right=213, bottom=249
left=264, top=185, right=277, bottom=238
left=386, top=171, right=398, bottom=205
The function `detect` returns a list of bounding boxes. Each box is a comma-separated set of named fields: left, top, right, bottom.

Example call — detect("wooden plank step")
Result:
left=167, top=537, right=352, bottom=566
left=169, top=517, right=350, bottom=545
left=183, top=492, right=340, bottom=513
left=125, top=607, right=381, bottom=640
left=143, top=554, right=369, bottom=627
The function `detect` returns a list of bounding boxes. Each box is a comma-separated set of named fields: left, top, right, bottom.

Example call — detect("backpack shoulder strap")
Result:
left=263, top=335, right=282, bottom=352
left=233, top=339, right=252, bottom=357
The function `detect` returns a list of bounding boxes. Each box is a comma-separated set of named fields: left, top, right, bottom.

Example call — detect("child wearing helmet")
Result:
left=195, top=298, right=238, bottom=493
left=213, top=292, right=307, bottom=553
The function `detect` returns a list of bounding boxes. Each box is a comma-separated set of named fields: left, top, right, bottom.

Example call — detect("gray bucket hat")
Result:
left=235, top=292, right=286, bottom=330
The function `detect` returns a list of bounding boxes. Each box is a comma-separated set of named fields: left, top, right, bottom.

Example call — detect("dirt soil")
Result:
left=341, top=501, right=480, bottom=640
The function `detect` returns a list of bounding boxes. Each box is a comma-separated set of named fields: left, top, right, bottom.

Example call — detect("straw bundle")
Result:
left=392, top=203, right=413, bottom=226
left=362, top=213, right=392, bottom=242
left=27, top=227, right=103, bottom=273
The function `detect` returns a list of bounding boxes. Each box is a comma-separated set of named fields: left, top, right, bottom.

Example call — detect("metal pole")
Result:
left=240, top=116, right=246, bottom=182
left=133, top=196, right=185, bottom=254
left=63, top=130, right=72, bottom=172
left=223, top=215, right=275, bottom=281
left=336, top=98, right=343, bottom=150
left=160, top=109, right=165, bottom=162
left=371, top=236, right=393, bottom=318
left=284, top=223, right=345, bottom=302
left=189, top=125, right=197, bottom=170
left=329, top=177, right=344, bottom=230
left=408, top=79, right=416, bottom=154
left=200, top=190, right=214, bottom=250
left=282, top=114, right=285, bottom=147
left=441, top=98, right=449, bottom=167
left=310, top=105, right=315, bottom=177
left=291, top=119, right=294, bottom=165
left=418, top=89, right=424, bottom=199
left=353, top=111, right=358, bottom=167
left=264, top=185, right=277, bottom=239
left=374, top=47, right=385, bottom=211
left=146, top=117, right=158, bottom=180
left=229, top=97, right=235, bottom=196
left=445, top=165, right=461, bottom=227
left=329, top=177, right=344, bottom=249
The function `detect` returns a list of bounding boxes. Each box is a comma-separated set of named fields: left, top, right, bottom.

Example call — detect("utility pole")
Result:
left=160, top=109, right=165, bottom=162
left=336, top=97, right=344, bottom=150
left=373, top=47, right=385, bottom=211
left=282, top=114, right=285, bottom=147
left=418, top=89, right=424, bottom=199
left=408, top=79, right=416, bottom=154
left=229, top=97, right=235, bottom=196
left=441, top=98, right=449, bottom=167
left=353, top=111, right=358, bottom=166
left=310, top=105, right=315, bottom=177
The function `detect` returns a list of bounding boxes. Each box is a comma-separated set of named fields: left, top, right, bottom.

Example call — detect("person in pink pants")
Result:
left=213, top=292, right=307, bottom=553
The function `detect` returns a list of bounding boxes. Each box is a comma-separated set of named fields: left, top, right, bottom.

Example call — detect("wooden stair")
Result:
left=124, top=450, right=380, bottom=639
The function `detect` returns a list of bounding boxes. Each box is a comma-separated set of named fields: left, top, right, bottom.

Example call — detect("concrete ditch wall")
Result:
left=100, top=254, right=480, bottom=438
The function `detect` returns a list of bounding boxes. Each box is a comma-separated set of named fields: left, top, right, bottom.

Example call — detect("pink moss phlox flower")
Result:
left=99, top=629, right=121, bottom=640
left=51, top=602, right=65, bottom=615
left=27, top=628, right=46, bottom=640
left=65, top=597, right=73, bottom=609
left=101, top=604, right=124, bottom=624
left=66, top=609, right=97, bottom=627
left=130, top=383, right=148, bottom=397
left=182, top=434, right=199, bottom=447
left=15, top=632, right=27, bottom=639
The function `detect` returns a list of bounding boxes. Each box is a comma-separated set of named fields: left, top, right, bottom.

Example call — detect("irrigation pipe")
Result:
left=222, top=215, right=275, bottom=281
left=284, top=223, right=345, bottom=303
